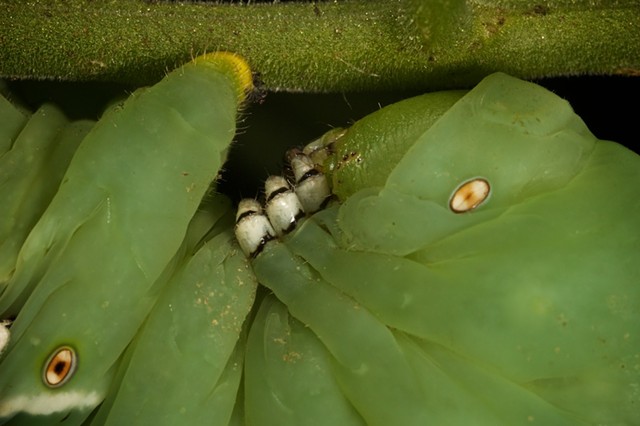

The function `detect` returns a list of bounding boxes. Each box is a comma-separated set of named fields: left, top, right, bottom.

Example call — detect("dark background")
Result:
left=5, top=75, right=639, bottom=202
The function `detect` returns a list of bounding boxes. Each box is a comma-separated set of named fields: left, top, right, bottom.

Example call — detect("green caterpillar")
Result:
left=2, top=60, right=638, bottom=425
left=0, top=52, right=252, bottom=423
left=247, top=73, right=640, bottom=424
left=91, top=195, right=257, bottom=426
left=0, top=101, right=94, bottom=292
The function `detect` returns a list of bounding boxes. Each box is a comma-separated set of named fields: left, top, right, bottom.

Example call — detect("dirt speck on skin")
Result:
left=282, top=351, right=302, bottom=363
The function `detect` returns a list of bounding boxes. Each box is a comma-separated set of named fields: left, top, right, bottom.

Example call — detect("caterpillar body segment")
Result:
left=0, top=108, right=93, bottom=296
left=251, top=239, right=432, bottom=426
left=0, top=53, right=252, bottom=423
left=93, top=199, right=257, bottom=425
left=324, top=91, right=466, bottom=201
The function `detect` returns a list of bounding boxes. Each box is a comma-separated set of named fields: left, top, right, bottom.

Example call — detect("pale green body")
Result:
left=0, top=102, right=93, bottom=290
left=1, top=67, right=637, bottom=424
left=325, top=90, right=465, bottom=200
left=250, top=73, right=640, bottom=424
left=0, top=60, right=243, bottom=423
left=92, top=197, right=257, bottom=426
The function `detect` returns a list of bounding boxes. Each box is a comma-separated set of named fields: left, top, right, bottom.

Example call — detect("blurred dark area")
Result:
left=4, top=75, right=639, bottom=203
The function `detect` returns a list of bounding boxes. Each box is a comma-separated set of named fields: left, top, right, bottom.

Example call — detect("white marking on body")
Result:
left=0, top=320, right=10, bottom=356
left=0, top=391, right=103, bottom=417
left=106, top=196, right=112, bottom=224
left=264, top=176, right=305, bottom=236
left=449, top=178, right=491, bottom=213
left=234, top=199, right=276, bottom=258
left=288, top=150, right=331, bottom=213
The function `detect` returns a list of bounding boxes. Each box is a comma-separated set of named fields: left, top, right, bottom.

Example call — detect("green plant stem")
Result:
left=1, top=0, right=639, bottom=91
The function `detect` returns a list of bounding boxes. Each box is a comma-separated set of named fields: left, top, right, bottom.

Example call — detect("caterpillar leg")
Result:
left=264, top=175, right=305, bottom=235
left=287, top=149, right=331, bottom=214
left=235, top=199, right=276, bottom=258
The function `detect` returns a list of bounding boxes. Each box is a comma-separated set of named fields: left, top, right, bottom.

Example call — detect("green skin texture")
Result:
left=0, top=103, right=93, bottom=289
left=326, top=90, right=466, bottom=201
left=245, top=294, right=366, bottom=426
left=0, top=92, right=29, bottom=155
left=92, top=197, right=257, bottom=426
left=0, top=58, right=244, bottom=423
left=251, top=73, right=640, bottom=424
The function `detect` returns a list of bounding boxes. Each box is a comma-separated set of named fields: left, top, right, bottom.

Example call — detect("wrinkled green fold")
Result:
left=249, top=73, right=640, bottom=424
